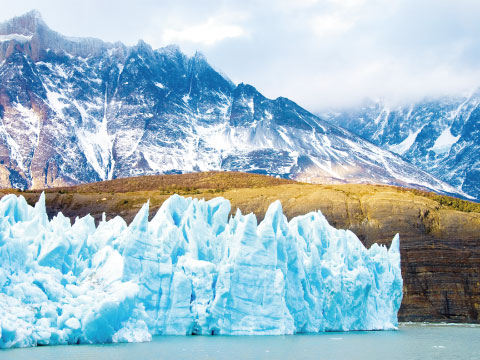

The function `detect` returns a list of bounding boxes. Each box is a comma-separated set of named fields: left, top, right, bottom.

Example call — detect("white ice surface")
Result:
left=389, top=127, right=423, bottom=156
left=431, top=127, right=460, bottom=155
left=0, top=34, right=33, bottom=43
left=0, top=193, right=403, bottom=348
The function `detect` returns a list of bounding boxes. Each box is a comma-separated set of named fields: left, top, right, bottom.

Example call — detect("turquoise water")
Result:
left=1, top=324, right=479, bottom=360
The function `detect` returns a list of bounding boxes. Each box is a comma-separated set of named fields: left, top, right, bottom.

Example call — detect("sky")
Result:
left=1, top=0, right=480, bottom=112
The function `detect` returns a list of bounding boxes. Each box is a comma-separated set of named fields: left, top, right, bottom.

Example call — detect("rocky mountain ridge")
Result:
left=0, top=11, right=464, bottom=198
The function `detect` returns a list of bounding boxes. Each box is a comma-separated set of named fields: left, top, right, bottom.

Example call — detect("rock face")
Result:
left=0, top=11, right=464, bottom=197
left=324, top=94, right=480, bottom=200
left=0, top=193, right=402, bottom=348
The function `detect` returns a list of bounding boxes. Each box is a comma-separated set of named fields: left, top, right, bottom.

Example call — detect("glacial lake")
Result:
left=1, top=324, right=479, bottom=360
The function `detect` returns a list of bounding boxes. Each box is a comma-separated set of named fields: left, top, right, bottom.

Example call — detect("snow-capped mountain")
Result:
left=0, top=11, right=465, bottom=197
left=324, top=93, right=480, bottom=200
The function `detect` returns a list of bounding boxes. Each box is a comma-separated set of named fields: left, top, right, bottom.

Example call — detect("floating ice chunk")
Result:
left=0, top=193, right=403, bottom=348
left=112, top=318, right=151, bottom=343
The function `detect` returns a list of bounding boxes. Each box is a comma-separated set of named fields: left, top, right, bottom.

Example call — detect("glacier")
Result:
left=0, top=193, right=403, bottom=348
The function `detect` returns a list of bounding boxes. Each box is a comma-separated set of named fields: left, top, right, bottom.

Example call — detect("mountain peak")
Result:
left=157, top=44, right=183, bottom=58
left=0, top=10, right=47, bottom=36
left=133, top=39, right=154, bottom=55
left=0, top=10, right=118, bottom=61
left=235, top=83, right=259, bottom=95
left=193, top=51, right=207, bottom=61
left=21, top=9, right=43, bottom=21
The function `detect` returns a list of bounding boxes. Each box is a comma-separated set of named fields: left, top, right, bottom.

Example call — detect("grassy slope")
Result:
left=5, top=171, right=479, bottom=223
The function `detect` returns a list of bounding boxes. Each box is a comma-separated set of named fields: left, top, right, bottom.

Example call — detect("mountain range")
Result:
left=324, top=93, right=480, bottom=200
left=0, top=10, right=467, bottom=198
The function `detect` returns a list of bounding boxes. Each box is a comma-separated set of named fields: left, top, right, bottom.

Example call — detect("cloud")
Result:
left=311, top=14, right=355, bottom=37
left=327, top=0, right=367, bottom=9
left=162, top=16, right=246, bottom=46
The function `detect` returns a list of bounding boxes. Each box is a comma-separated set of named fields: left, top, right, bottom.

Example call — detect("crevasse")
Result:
left=0, top=193, right=403, bottom=348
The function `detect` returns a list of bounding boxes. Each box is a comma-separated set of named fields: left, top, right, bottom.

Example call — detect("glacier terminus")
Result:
left=0, top=193, right=403, bottom=348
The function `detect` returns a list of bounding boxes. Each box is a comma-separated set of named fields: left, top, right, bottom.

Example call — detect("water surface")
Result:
left=1, top=324, right=479, bottom=360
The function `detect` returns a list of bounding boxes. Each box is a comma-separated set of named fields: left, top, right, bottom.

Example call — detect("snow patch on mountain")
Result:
left=431, top=127, right=460, bottom=155
left=0, top=34, right=33, bottom=43
left=389, top=126, right=424, bottom=156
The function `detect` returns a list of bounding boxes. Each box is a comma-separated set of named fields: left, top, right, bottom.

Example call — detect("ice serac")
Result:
left=0, top=193, right=403, bottom=348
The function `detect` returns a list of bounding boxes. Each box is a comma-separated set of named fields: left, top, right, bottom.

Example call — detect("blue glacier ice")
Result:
left=0, top=193, right=403, bottom=348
